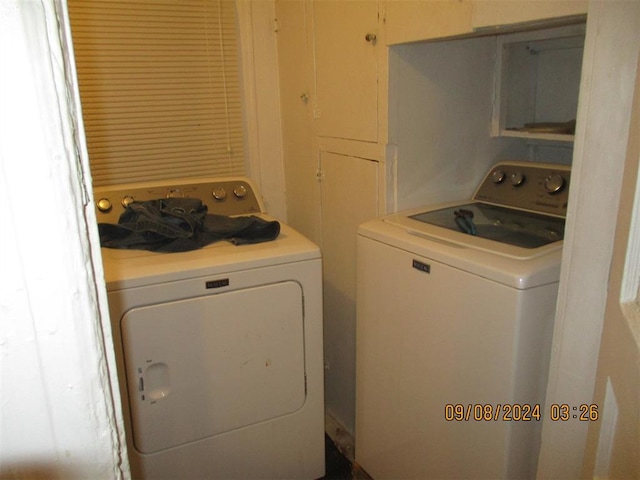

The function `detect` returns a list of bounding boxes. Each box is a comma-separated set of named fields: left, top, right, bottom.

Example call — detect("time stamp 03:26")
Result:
left=444, top=403, right=599, bottom=422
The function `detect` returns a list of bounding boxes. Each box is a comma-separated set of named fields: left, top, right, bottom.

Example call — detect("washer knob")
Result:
left=121, top=195, right=134, bottom=208
left=491, top=170, right=506, bottom=184
left=97, top=197, right=112, bottom=213
left=511, top=172, right=526, bottom=187
left=233, top=184, right=247, bottom=198
left=212, top=187, right=227, bottom=200
left=544, top=174, right=566, bottom=194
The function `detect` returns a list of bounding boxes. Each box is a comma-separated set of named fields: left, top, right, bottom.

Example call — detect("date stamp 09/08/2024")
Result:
left=444, top=403, right=599, bottom=422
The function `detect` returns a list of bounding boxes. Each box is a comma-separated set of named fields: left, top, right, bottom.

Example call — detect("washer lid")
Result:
left=409, top=202, right=565, bottom=249
left=383, top=202, right=563, bottom=262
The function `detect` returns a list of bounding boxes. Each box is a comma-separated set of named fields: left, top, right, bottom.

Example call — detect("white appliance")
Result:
left=355, top=162, right=571, bottom=479
left=95, top=177, right=325, bottom=479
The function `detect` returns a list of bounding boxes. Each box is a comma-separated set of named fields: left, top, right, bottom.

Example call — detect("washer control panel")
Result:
left=94, top=177, right=264, bottom=224
left=474, top=162, right=571, bottom=217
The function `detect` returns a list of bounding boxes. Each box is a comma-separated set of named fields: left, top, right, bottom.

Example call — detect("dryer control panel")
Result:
left=94, top=177, right=265, bottom=225
left=473, top=162, right=571, bottom=218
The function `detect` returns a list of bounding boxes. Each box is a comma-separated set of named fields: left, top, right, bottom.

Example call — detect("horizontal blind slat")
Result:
left=69, top=0, right=245, bottom=187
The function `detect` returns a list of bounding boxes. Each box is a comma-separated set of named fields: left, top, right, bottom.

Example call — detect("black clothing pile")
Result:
left=98, top=198, right=280, bottom=253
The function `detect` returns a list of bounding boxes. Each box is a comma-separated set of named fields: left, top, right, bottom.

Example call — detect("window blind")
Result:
left=68, top=0, right=245, bottom=187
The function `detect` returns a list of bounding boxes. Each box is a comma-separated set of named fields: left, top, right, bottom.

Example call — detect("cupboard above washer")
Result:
left=491, top=23, right=586, bottom=142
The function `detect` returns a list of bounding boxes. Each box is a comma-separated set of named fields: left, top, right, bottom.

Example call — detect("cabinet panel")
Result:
left=472, top=0, right=587, bottom=29
left=384, top=0, right=473, bottom=45
left=320, top=152, right=378, bottom=433
left=313, top=0, right=378, bottom=142
left=275, top=0, right=320, bottom=243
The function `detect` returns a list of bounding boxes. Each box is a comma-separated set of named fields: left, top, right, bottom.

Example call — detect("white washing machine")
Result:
left=94, top=177, right=325, bottom=479
left=355, top=162, right=570, bottom=480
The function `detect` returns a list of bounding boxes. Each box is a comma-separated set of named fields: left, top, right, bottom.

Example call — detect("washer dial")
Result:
left=121, top=195, right=135, bottom=208
left=544, top=174, right=566, bottom=194
left=233, top=184, right=247, bottom=198
left=212, top=187, right=227, bottom=201
left=97, top=198, right=112, bottom=213
left=491, top=170, right=506, bottom=184
left=510, top=172, right=526, bottom=187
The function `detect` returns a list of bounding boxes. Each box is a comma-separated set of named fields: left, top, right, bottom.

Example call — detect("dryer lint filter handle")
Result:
left=137, top=362, right=171, bottom=402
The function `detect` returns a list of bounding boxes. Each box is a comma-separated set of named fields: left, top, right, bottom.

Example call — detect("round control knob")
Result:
left=510, top=172, right=526, bottom=187
left=121, top=195, right=134, bottom=208
left=233, top=184, right=247, bottom=198
left=491, top=170, right=506, bottom=184
left=212, top=187, right=227, bottom=201
left=544, top=174, right=566, bottom=194
left=97, top=197, right=112, bottom=213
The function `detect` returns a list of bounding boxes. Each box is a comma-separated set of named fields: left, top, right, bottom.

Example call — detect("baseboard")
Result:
left=324, top=412, right=355, bottom=463
left=324, top=412, right=373, bottom=479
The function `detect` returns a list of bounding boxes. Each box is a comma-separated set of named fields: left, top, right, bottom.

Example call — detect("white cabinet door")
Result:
left=313, top=0, right=379, bottom=142
left=320, top=151, right=378, bottom=432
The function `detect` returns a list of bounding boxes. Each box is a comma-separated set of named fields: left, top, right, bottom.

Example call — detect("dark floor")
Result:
left=320, top=434, right=353, bottom=480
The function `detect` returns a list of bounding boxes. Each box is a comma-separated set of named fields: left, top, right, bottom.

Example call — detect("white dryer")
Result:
left=355, top=162, right=570, bottom=480
left=95, top=177, right=324, bottom=479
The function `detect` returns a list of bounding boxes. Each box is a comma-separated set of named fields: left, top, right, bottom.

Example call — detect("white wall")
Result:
left=238, top=0, right=287, bottom=222
left=388, top=35, right=528, bottom=211
left=583, top=54, right=640, bottom=478
left=537, top=2, right=640, bottom=477
left=0, top=0, right=126, bottom=478
left=387, top=28, right=580, bottom=214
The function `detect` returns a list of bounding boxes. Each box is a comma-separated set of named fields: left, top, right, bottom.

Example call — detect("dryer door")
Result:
left=120, top=281, right=306, bottom=454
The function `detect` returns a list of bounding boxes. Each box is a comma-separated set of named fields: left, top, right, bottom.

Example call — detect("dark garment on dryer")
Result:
left=98, top=198, right=280, bottom=252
